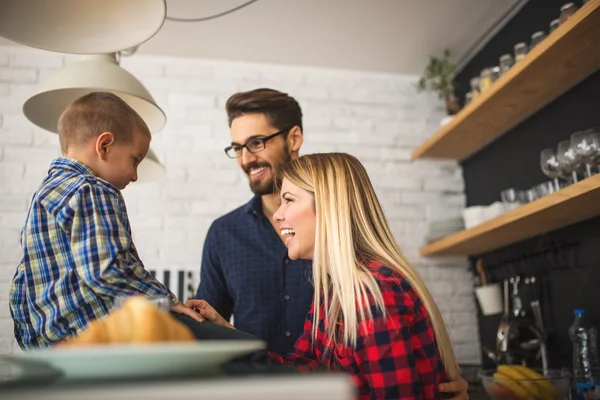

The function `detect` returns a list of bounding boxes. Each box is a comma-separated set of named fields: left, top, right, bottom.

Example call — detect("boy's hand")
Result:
left=185, top=299, right=235, bottom=330
left=170, top=301, right=204, bottom=323
left=439, top=377, right=469, bottom=399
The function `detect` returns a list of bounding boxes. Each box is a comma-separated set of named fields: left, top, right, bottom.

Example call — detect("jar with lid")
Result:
left=490, top=66, right=501, bottom=83
left=530, top=31, right=547, bottom=49
left=470, top=76, right=480, bottom=97
left=464, top=91, right=474, bottom=105
left=514, top=42, right=528, bottom=62
left=559, top=3, right=578, bottom=24
left=479, top=68, right=493, bottom=93
left=499, top=54, right=514, bottom=74
left=549, top=19, right=560, bottom=33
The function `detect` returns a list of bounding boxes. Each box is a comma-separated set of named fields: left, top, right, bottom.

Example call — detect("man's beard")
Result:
left=245, top=147, right=292, bottom=196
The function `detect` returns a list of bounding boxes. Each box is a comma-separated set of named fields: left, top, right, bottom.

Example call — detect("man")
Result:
left=195, top=88, right=468, bottom=397
left=197, top=89, right=312, bottom=357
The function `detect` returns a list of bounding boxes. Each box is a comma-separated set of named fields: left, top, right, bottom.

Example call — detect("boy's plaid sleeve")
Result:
left=69, top=184, right=175, bottom=302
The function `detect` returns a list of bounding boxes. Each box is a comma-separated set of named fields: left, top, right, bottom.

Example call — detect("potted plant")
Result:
left=417, top=49, right=460, bottom=118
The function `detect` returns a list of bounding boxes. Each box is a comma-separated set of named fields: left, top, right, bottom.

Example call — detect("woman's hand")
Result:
left=439, top=377, right=469, bottom=399
left=185, top=299, right=235, bottom=330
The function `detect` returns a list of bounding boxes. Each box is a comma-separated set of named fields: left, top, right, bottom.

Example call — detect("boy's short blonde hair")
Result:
left=57, top=92, right=151, bottom=153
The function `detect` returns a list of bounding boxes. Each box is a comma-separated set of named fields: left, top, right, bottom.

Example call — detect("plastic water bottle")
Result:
left=569, top=309, right=600, bottom=399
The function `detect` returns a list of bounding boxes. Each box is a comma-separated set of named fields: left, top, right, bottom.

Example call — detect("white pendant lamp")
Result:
left=23, top=53, right=166, bottom=134
left=0, top=0, right=166, bottom=54
left=138, top=148, right=167, bottom=182
left=23, top=54, right=167, bottom=182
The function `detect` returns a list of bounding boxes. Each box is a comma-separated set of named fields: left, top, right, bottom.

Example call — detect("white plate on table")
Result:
left=2, top=340, right=266, bottom=382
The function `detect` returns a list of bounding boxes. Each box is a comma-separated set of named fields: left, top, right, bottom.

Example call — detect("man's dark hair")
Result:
left=225, top=88, right=303, bottom=133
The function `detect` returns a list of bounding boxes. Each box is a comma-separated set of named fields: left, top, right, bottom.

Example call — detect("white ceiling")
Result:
left=0, top=0, right=524, bottom=74
left=139, top=0, right=522, bottom=74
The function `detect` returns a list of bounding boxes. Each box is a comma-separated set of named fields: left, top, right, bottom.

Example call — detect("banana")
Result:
left=494, top=371, right=537, bottom=400
left=497, top=365, right=542, bottom=399
left=509, top=365, right=558, bottom=400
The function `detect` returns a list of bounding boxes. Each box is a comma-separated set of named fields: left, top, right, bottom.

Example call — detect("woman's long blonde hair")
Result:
left=280, top=152, right=459, bottom=379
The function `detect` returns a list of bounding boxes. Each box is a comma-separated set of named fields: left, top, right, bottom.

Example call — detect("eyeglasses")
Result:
left=224, top=128, right=291, bottom=159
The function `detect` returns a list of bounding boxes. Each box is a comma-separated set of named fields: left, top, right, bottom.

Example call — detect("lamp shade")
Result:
left=137, top=148, right=166, bottom=183
left=23, top=54, right=166, bottom=134
left=0, top=0, right=166, bottom=54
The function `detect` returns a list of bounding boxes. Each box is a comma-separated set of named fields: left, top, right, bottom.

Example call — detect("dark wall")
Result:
left=453, top=0, right=600, bottom=369
left=455, top=0, right=587, bottom=104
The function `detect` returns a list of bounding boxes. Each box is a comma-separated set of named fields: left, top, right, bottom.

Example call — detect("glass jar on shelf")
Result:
left=514, top=42, right=529, bottom=62
left=464, top=91, right=474, bottom=105
left=479, top=68, right=493, bottom=93
left=490, top=66, right=501, bottom=83
left=530, top=31, right=547, bottom=49
left=549, top=18, right=560, bottom=33
left=559, top=3, right=578, bottom=24
left=499, top=54, right=514, bottom=74
left=470, top=76, right=480, bottom=97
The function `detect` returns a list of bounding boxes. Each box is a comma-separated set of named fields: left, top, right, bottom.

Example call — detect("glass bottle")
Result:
left=549, top=18, right=560, bottom=33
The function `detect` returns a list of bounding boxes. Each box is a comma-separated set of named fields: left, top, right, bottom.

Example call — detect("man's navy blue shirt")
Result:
left=196, top=196, right=314, bottom=356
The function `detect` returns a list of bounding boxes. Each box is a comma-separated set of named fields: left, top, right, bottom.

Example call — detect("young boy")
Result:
left=9, top=92, right=201, bottom=350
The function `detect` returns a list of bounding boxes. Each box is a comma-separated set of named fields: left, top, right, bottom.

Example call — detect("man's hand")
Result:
left=170, top=301, right=204, bottom=323
left=185, top=299, right=235, bottom=330
left=439, top=376, right=469, bottom=400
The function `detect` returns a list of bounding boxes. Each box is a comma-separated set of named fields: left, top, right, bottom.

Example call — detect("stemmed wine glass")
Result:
left=571, top=130, right=599, bottom=178
left=585, top=128, right=600, bottom=174
left=557, top=140, right=581, bottom=183
left=540, top=148, right=563, bottom=191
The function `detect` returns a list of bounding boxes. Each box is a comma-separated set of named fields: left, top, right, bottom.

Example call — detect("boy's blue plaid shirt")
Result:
left=9, top=157, right=176, bottom=350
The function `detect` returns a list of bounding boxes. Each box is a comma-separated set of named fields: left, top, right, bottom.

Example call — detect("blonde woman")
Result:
left=191, top=152, right=465, bottom=399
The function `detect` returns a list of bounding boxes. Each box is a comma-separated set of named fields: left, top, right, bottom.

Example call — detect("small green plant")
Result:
left=417, top=49, right=456, bottom=98
left=417, top=49, right=460, bottom=114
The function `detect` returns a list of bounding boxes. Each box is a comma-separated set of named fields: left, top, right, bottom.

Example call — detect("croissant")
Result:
left=59, top=296, right=195, bottom=346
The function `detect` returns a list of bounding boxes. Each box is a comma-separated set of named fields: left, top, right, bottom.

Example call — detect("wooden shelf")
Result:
left=420, top=175, right=600, bottom=256
left=411, top=0, right=600, bottom=161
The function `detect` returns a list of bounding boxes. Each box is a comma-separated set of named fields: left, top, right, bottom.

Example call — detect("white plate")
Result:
left=3, top=340, right=266, bottom=382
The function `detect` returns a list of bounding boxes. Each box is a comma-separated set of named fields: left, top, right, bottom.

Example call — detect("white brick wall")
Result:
left=0, top=45, right=480, bottom=363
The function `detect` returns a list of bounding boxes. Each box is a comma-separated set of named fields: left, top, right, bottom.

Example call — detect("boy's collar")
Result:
left=49, top=157, right=97, bottom=177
